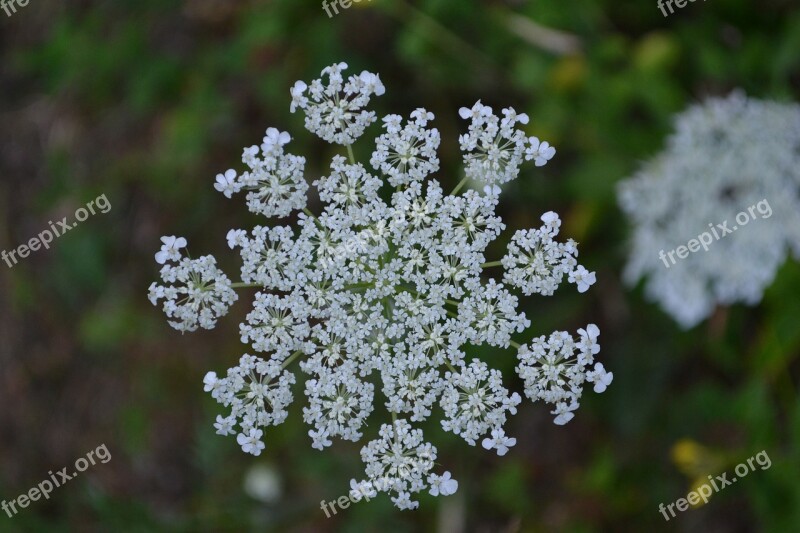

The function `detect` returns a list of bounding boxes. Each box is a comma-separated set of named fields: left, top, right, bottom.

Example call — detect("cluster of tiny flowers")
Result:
left=149, top=62, right=608, bottom=510
left=290, top=62, right=385, bottom=145
left=213, top=127, right=309, bottom=218
left=516, top=324, right=611, bottom=425
left=148, top=237, right=238, bottom=332
left=618, top=92, right=800, bottom=327
left=459, top=101, right=555, bottom=185
left=371, top=109, right=440, bottom=187
left=502, top=211, right=595, bottom=296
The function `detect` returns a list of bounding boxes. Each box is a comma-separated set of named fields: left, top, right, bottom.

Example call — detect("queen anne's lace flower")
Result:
left=148, top=252, right=237, bottom=332
left=618, top=92, right=800, bottom=327
left=371, top=109, right=440, bottom=186
left=502, top=211, right=594, bottom=296
left=149, top=62, right=609, bottom=510
left=440, top=359, right=521, bottom=445
left=361, top=419, right=436, bottom=510
left=459, top=101, right=556, bottom=185
left=290, top=62, right=384, bottom=145
left=516, top=326, right=612, bottom=425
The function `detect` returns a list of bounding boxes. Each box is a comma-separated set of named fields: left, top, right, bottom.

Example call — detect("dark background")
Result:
left=1, top=0, right=799, bottom=530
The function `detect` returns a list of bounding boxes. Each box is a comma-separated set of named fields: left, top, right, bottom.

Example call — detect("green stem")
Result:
left=509, top=340, right=522, bottom=350
left=342, top=282, right=374, bottom=291
left=481, top=261, right=503, bottom=268
left=450, top=176, right=469, bottom=196
left=230, top=282, right=261, bottom=289
left=346, top=145, right=356, bottom=165
left=302, top=207, right=324, bottom=229
left=280, top=349, right=304, bottom=371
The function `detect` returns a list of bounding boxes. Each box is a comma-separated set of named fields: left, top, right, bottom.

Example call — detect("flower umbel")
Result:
left=149, top=62, right=608, bottom=510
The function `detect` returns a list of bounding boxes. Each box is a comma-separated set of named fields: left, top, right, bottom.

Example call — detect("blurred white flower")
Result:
left=243, top=463, right=282, bottom=503
left=618, top=92, right=800, bottom=327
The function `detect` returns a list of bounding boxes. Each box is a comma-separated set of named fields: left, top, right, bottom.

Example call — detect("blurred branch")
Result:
left=387, top=0, right=500, bottom=71
left=505, top=12, right=582, bottom=56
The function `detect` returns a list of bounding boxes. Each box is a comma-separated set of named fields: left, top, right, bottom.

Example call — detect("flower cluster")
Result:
left=618, top=92, right=800, bottom=327
left=516, top=324, right=610, bottom=425
left=149, top=62, right=609, bottom=510
left=459, top=101, right=555, bottom=185
left=148, top=238, right=237, bottom=333
left=502, top=211, right=594, bottom=296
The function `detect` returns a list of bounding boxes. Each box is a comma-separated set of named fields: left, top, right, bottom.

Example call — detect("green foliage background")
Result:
left=1, top=0, right=799, bottom=530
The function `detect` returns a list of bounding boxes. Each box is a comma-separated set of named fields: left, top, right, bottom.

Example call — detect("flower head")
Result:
left=289, top=62, right=384, bottom=145
left=618, top=92, right=800, bottom=327
left=150, top=62, right=608, bottom=510
left=148, top=252, right=237, bottom=332
left=459, top=102, right=555, bottom=185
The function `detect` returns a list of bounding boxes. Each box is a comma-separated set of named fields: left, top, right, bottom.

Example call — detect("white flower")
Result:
left=428, top=471, right=458, bottom=496
left=308, top=428, right=332, bottom=451
left=552, top=401, right=579, bottom=426
left=481, top=428, right=517, bottom=456
left=502, top=212, right=592, bottom=296
left=576, top=323, right=600, bottom=365
left=289, top=62, right=384, bottom=145
left=302, top=363, right=374, bottom=447
left=458, top=100, right=492, bottom=121
left=459, top=102, right=554, bottom=185
left=618, top=92, right=800, bottom=328
left=204, top=371, right=219, bottom=392
left=208, top=354, right=296, bottom=442
left=526, top=137, right=556, bottom=167
left=289, top=81, right=307, bottom=112
left=516, top=325, right=607, bottom=425
left=214, top=169, right=240, bottom=199
left=237, top=428, right=266, bottom=456
left=214, top=415, right=236, bottom=436
left=226, top=229, right=247, bottom=249
left=458, top=280, right=529, bottom=348
left=358, top=70, right=385, bottom=96
left=349, top=478, right=377, bottom=502
left=261, top=127, right=291, bottom=157
left=151, top=62, right=605, bottom=510
left=358, top=419, right=436, bottom=509
left=569, top=265, right=597, bottom=293
left=155, top=235, right=187, bottom=264
left=148, top=254, right=238, bottom=332
left=440, top=359, right=521, bottom=445
left=371, top=109, right=440, bottom=186
left=586, top=362, right=614, bottom=393
left=237, top=141, right=308, bottom=218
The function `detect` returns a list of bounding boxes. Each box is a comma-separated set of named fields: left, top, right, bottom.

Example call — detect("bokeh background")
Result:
left=2, top=0, right=800, bottom=531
